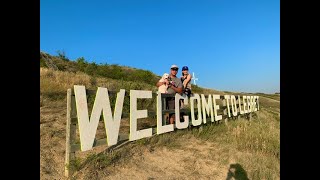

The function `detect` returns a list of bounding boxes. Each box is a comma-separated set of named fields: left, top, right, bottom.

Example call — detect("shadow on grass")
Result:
left=226, top=163, right=249, bottom=180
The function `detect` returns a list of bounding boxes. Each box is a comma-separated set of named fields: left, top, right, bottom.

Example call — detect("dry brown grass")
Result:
left=68, top=107, right=279, bottom=180
left=40, top=68, right=158, bottom=96
left=40, top=68, right=92, bottom=96
left=199, top=87, right=225, bottom=95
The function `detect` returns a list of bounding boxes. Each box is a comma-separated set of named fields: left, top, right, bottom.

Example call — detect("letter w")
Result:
left=74, top=85, right=125, bottom=151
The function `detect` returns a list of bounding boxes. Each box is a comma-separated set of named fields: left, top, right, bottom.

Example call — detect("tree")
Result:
left=56, top=50, right=69, bottom=61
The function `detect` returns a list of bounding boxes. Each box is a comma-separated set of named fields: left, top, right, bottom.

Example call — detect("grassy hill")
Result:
left=40, top=51, right=224, bottom=99
left=40, top=52, right=280, bottom=180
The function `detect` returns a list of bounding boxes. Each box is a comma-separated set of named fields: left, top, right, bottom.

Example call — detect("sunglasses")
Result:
left=171, top=68, right=178, bottom=71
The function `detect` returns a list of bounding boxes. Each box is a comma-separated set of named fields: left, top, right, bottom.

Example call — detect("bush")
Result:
left=40, top=58, right=47, bottom=67
left=56, top=50, right=69, bottom=61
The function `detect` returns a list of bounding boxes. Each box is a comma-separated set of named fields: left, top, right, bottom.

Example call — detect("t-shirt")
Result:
left=167, top=76, right=183, bottom=94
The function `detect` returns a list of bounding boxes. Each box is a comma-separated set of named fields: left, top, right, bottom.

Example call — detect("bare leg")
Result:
left=164, top=113, right=169, bottom=124
left=169, top=114, right=175, bottom=124
left=180, top=99, right=184, bottom=108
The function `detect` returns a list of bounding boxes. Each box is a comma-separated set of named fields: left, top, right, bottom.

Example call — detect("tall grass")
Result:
left=40, top=67, right=158, bottom=98
left=75, top=109, right=279, bottom=179
left=192, top=109, right=280, bottom=179
left=40, top=68, right=92, bottom=99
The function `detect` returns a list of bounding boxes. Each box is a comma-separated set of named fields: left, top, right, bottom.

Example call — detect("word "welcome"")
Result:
left=73, top=85, right=259, bottom=151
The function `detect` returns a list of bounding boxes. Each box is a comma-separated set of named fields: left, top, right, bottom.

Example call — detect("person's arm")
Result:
left=156, top=79, right=168, bottom=87
left=169, top=84, right=183, bottom=93
left=183, top=74, right=192, bottom=87
left=169, top=78, right=183, bottom=93
left=156, top=81, right=165, bottom=87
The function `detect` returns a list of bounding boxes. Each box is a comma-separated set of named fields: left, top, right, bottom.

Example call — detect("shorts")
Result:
left=183, top=88, right=192, bottom=97
left=166, top=97, right=175, bottom=110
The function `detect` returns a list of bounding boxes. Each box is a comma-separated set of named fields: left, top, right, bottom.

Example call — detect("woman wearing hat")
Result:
left=181, top=66, right=192, bottom=97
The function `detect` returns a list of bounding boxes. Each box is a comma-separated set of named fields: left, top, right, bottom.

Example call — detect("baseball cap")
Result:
left=182, top=66, right=188, bottom=71
left=171, top=64, right=178, bottom=69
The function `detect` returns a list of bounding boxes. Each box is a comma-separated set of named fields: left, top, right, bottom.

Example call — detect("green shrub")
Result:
left=40, top=58, right=47, bottom=67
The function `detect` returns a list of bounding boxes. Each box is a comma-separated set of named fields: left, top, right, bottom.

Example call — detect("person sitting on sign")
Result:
left=156, top=64, right=183, bottom=125
left=180, top=66, right=192, bottom=98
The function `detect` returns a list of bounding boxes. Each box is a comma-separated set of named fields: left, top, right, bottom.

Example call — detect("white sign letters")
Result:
left=73, top=85, right=259, bottom=151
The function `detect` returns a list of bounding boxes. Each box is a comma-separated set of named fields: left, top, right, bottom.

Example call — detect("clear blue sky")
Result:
left=40, top=0, right=279, bottom=94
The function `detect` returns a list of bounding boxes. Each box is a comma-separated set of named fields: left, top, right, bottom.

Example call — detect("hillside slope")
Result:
left=40, top=53, right=280, bottom=180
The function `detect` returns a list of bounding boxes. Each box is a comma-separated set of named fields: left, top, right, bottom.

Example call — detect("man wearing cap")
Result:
left=156, top=64, right=183, bottom=124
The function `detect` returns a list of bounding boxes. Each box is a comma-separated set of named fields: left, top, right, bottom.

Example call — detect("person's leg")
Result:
left=180, top=112, right=185, bottom=122
left=164, top=97, right=170, bottom=124
left=164, top=113, right=169, bottom=124
left=169, top=114, right=175, bottom=124
left=180, top=98, right=184, bottom=108
left=168, top=98, right=175, bottom=125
